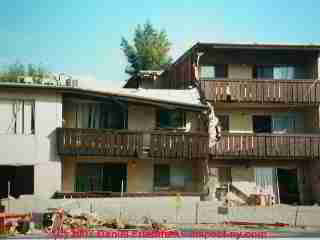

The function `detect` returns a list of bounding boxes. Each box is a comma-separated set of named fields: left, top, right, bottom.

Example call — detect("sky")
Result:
left=1, top=0, right=320, bottom=88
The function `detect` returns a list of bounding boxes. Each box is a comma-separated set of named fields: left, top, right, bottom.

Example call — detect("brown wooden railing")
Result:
left=211, top=133, right=320, bottom=159
left=57, top=128, right=210, bottom=159
left=149, top=131, right=209, bottom=159
left=200, top=79, right=320, bottom=104
left=56, top=128, right=143, bottom=157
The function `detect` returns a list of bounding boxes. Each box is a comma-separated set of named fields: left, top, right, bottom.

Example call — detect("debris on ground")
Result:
left=0, top=213, right=32, bottom=235
left=44, top=208, right=175, bottom=233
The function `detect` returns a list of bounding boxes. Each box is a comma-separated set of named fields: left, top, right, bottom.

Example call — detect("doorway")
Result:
left=76, top=163, right=127, bottom=192
left=0, top=166, right=34, bottom=198
left=277, top=168, right=299, bottom=204
left=103, top=164, right=127, bottom=192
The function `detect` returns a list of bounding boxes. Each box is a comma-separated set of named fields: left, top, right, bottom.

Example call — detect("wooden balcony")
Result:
left=56, top=128, right=143, bottom=157
left=57, top=128, right=209, bottom=159
left=200, top=79, right=320, bottom=104
left=149, top=131, right=209, bottom=160
left=211, top=133, right=320, bottom=160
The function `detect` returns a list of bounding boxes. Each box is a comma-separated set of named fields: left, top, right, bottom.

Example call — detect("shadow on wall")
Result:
left=48, top=129, right=60, bottom=162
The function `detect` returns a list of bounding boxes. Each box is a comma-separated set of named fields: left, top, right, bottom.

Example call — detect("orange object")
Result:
left=0, top=213, right=32, bottom=233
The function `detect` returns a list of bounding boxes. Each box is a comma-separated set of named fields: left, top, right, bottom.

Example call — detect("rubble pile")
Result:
left=46, top=208, right=174, bottom=233
left=0, top=208, right=175, bottom=237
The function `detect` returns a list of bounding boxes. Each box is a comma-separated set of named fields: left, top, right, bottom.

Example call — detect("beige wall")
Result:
left=62, top=156, right=197, bottom=193
left=128, top=104, right=155, bottom=131
left=228, top=64, right=252, bottom=79
left=127, top=159, right=153, bottom=192
left=229, top=112, right=253, bottom=133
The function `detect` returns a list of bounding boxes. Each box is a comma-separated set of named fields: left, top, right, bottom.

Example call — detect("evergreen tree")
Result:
left=121, top=21, right=172, bottom=76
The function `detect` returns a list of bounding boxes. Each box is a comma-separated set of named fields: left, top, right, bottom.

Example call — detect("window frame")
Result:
left=156, top=108, right=186, bottom=129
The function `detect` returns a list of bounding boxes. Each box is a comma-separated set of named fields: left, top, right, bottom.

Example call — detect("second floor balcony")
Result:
left=56, top=128, right=208, bottom=160
left=200, top=79, right=320, bottom=104
left=211, top=133, right=320, bottom=160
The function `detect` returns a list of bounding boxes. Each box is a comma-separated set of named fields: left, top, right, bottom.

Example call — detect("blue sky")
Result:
left=1, top=0, right=319, bottom=88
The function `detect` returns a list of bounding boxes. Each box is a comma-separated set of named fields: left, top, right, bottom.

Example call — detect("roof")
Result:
left=196, top=42, right=320, bottom=51
left=117, top=87, right=202, bottom=107
left=171, top=41, right=320, bottom=68
left=0, top=82, right=206, bottom=111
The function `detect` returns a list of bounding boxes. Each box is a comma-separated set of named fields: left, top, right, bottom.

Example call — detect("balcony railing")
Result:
left=56, top=128, right=143, bottom=157
left=211, top=133, right=320, bottom=159
left=57, top=128, right=209, bottom=159
left=200, top=79, right=320, bottom=104
left=149, top=131, right=209, bottom=160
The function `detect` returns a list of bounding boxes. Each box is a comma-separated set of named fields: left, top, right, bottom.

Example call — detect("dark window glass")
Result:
left=253, top=115, right=272, bottom=133
left=156, top=109, right=185, bottom=129
left=216, top=115, right=229, bottom=131
left=154, top=164, right=170, bottom=187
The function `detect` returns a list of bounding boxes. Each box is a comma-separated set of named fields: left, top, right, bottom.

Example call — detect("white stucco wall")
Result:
left=0, top=89, right=63, bottom=198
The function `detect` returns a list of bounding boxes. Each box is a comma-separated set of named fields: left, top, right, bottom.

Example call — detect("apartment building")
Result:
left=0, top=83, right=209, bottom=199
left=134, top=42, right=320, bottom=205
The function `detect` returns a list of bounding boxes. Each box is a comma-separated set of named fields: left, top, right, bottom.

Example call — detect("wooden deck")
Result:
left=56, top=128, right=143, bottom=157
left=56, top=128, right=209, bottom=159
left=200, top=79, right=320, bottom=104
left=211, top=133, right=320, bottom=160
left=149, top=131, right=209, bottom=159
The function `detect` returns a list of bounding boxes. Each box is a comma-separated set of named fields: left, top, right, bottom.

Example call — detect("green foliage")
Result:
left=121, top=21, right=172, bottom=76
left=0, top=62, right=49, bottom=83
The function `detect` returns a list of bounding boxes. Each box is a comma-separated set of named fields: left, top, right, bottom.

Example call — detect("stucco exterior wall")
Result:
left=0, top=89, right=62, bottom=198
left=127, top=159, right=153, bottom=192
left=228, top=64, right=252, bottom=79
left=229, top=112, right=253, bottom=133
left=128, top=104, right=155, bottom=131
left=62, top=157, right=196, bottom=193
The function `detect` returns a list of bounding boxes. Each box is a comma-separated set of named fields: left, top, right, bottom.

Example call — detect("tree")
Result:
left=0, top=62, right=49, bottom=83
left=121, top=21, right=172, bottom=76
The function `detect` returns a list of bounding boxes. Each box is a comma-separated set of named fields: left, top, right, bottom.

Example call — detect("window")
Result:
left=64, top=101, right=127, bottom=130
left=254, top=65, right=308, bottom=80
left=200, top=65, right=228, bottom=79
left=156, top=109, right=186, bottom=129
left=154, top=164, right=170, bottom=187
left=252, top=115, right=272, bottom=133
left=216, top=115, right=229, bottom=132
left=200, top=66, right=215, bottom=78
left=0, top=99, right=35, bottom=135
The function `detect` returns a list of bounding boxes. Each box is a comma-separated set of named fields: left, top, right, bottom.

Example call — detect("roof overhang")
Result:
left=0, top=83, right=207, bottom=112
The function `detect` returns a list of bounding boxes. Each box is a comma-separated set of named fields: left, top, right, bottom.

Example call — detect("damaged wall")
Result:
left=0, top=89, right=62, bottom=198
